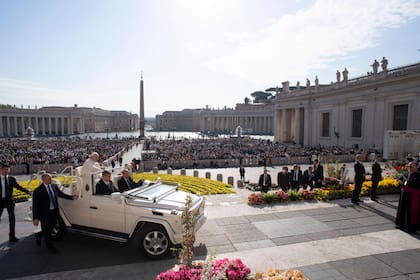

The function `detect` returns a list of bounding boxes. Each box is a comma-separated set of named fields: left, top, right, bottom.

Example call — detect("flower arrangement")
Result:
left=247, top=189, right=316, bottom=205
left=250, top=268, right=309, bottom=280
left=300, top=189, right=315, bottom=200
left=13, top=172, right=235, bottom=203
left=322, top=177, right=340, bottom=189
left=248, top=192, right=264, bottom=205
left=315, top=188, right=352, bottom=201
left=13, top=177, right=78, bottom=203
left=360, top=178, right=401, bottom=196
left=274, top=190, right=288, bottom=202
left=156, top=257, right=251, bottom=280
left=155, top=264, right=202, bottom=280
left=394, top=165, right=408, bottom=174
left=134, top=173, right=235, bottom=195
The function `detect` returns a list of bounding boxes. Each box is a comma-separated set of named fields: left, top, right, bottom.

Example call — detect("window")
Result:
left=321, top=112, right=330, bottom=137
left=393, top=104, right=408, bottom=130
left=352, top=109, right=362, bottom=137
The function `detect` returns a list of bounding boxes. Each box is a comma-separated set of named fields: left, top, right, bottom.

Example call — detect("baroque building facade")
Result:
left=274, top=60, right=420, bottom=153
left=0, top=104, right=138, bottom=137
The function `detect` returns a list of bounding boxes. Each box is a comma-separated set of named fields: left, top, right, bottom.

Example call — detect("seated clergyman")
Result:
left=117, top=169, right=143, bottom=192
left=95, top=170, right=118, bottom=195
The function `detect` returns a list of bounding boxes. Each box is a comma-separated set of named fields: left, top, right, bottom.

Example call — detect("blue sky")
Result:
left=1, top=0, right=420, bottom=117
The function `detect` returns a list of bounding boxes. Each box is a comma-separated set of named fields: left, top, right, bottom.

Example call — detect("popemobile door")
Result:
left=58, top=177, right=90, bottom=227
left=89, top=194, right=125, bottom=233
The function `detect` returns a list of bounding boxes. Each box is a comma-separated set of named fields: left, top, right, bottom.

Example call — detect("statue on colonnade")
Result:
left=372, top=59, right=379, bottom=74
left=381, top=57, right=388, bottom=71
left=342, top=68, right=349, bottom=82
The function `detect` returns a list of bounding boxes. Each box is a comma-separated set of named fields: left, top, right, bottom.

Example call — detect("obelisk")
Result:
left=139, top=72, right=145, bottom=138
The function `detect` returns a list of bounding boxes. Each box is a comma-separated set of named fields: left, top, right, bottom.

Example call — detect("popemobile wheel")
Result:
left=138, top=225, right=171, bottom=259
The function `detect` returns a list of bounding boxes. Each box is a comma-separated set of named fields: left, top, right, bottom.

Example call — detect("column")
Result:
left=295, top=108, right=301, bottom=144
left=61, top=117, right=64, bottom=134
left=304, top=107, right=311, bottom=146
left=69, top=117, right=74, bottom=134
left=20, top=117, right=25, bottom=136
left=34, top=117, right=39, bottom=134
left=81, top=118, right=85, bottom=133
left=13, top=116, right=17, bottom=136
left=48, top=118, right=52, bottom=135
left=264, top=116, right=268, bottom=134
left=6, top=117, right=10, bottom=136
left=55, top=117, right=58, bottom=134
left=41, top=117, right=45, bottom=135
left=281, top=109, right=287, bottom=142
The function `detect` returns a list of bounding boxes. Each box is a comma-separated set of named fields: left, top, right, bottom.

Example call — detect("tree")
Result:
left=244, top=97, right=251, bottom=104
left=250, top=91, right=274, bottom=103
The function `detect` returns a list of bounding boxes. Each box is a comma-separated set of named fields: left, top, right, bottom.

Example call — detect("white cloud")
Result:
left=208, top=0, right=420, bottom=85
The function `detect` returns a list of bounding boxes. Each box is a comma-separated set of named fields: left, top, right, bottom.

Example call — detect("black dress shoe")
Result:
left=351, top=200, right=359, bottom=205
left=48, top=247, right=60, bottom=254
left=371, top=197, right=378, bottom=202
left=357, top=199, right=364, bottom=203
left=9, top=237, right=19, bottom=243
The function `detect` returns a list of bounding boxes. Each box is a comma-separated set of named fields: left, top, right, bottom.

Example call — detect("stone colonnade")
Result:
left=202, top=115, right=273, bottom=134
left=274, top=107, right=306, bottom=145
left=0, top=115, right=85, bottom=137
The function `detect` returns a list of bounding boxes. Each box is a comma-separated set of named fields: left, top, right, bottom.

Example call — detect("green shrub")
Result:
left=287, top=189, right=302, bottom=201
left=263, top=192, right=276, bottom=204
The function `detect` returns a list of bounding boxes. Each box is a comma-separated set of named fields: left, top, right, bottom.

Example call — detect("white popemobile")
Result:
left=51, top=166, right=206, bottom=259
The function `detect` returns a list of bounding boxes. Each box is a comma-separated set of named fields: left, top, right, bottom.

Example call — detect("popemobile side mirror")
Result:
left=111, top=192, right=122, bottom=202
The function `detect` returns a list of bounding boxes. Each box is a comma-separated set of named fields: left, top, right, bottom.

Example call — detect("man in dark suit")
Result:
left=1, top=163, right=32, bottom=242
left=117, top=169, right=143, bottom=192
left=303, top=166, right=315, bottom=190
left=313, top=159, right=324, bottom=188
left=289, top=164, right=303, bottom=190
left=95, top=170, right=118, bottom=195
left=371, top=158, right=382, bottom=201
left=277, top=166, right=290, bottom=191
left=32, top=173, right=77, bottom=253
left=239, top=166, right=245, bottom=181
left=352, top=154, right=366, bottom=205
left=258, top=168, right=271, bottom=193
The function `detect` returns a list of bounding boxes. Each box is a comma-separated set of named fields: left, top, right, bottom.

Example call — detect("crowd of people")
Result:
left=142, top=138, right=360, bottom=163
left=0, top=137, right=140, bottom=167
